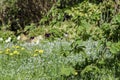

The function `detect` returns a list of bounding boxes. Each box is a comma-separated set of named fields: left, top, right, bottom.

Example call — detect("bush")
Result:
left=0, top=0, right=57, bottom=30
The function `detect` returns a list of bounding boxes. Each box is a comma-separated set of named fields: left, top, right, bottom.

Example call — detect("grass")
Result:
left=0, top=39, right=119, bottom=80
left=0, top=40, right=72, bottom=80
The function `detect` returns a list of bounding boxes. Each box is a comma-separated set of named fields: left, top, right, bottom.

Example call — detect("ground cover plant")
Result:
left=0, top=40, right=120, bottom=80
left=0, top=0, right=120, bottom=80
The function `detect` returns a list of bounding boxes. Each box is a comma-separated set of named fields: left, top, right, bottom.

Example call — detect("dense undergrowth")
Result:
left=0, top=0, right=120, bottom=80
left=0, top=40, right=119, bottom=80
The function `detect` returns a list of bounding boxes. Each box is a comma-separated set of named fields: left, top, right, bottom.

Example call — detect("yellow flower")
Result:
left=6, top=48, right=10, bottom=52
left=9, top=53, right=14, bottom=56
left=12, top=45, right=20, bottom=49
left=34, top=49, right=43, bottom=54
left=13, top=50, right=19, bottom=55
left=5, top=48, right=10, bottom=54
left=39, top=50, right=43, bottom=54
left=21, top=47, right=25, bottom=50
left=15, top=46, right=20, bottom=49
left=34, top=49, right=39, bottom=52
left=0, top=50, right=2, bottom=54
left=33, top=54, right=38, bottom=57
left=74, top=71, right=78, bottom=75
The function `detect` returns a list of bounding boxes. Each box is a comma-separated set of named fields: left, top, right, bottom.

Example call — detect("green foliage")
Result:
left=0, top=30, right=15, bottom=40
left=107, top=41, right=120, bottom=55
left=0, top=38, right=120, bottom=79
left=0, top=0, right=57, bottom=30
left=0, top=0, right=120, bottom=80
left=60, top=66, right=75, bottom=76
left=38, top=0, right=119, bottom=41
left=81, top=65, right=100, bottom=79
left=100, top=14, right=120, bottom=41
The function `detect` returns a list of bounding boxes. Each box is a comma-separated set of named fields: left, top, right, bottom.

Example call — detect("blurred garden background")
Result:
left=0, top=0, right=120, bottom=80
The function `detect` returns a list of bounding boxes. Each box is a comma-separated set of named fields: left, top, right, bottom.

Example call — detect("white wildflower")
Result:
left=17, top=36, right=21, bottom=40
left=64, top=33, right=68, bottom=37
left=5, top=37, right=11, bottom=43
left=31, top=35, right=43, bottom=45
left=0, top=38, right=3, bottom=41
